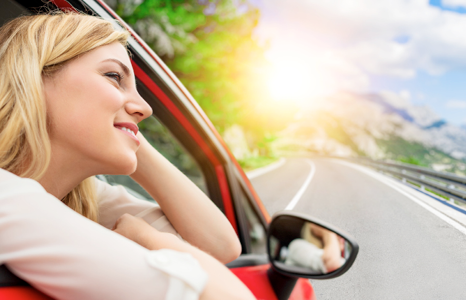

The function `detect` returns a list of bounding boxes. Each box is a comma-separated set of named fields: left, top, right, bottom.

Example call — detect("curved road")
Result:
left=250, top=157, right=466, bottom=300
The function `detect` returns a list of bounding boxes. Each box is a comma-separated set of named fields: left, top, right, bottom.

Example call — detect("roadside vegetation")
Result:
left=378, top=138, right=466, bottom=175
left=106, top=0, right=288, bottom=170
left=238, top=156, right=279, bottom=172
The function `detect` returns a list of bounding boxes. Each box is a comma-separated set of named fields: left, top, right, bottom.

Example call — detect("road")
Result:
left=250, top=157, right=466, bottom=300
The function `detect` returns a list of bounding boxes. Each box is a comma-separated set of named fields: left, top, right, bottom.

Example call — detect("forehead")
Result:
left=73, top=42, right=131, bottom=70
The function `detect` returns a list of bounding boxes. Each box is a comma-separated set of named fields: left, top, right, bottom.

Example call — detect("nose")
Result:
left=125, top=91, right=153, bottom=122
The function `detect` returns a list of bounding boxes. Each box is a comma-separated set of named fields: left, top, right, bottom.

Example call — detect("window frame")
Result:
left=230, top=166, right=270, bottom=254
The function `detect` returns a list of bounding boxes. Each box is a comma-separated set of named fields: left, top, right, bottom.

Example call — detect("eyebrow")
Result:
left=101, top=58, right=131, bottom=77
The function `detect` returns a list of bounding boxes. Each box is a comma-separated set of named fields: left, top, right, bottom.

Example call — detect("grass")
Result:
left=238, top=156, right=280, bottom=172
left=454, top=200, right=466, bottom=209
left=397, top=156, right=426, bottom=167
left=407, top=180, right=421, bottom=188
left=424, top=187, right=450, bottom=200
left=382, top=164, right=466, bottom=208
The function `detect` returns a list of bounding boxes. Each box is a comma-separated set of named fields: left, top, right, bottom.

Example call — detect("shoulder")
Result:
left=0, top=168, right=46, bottom=195
left=0, top=168, right=20, bottom=182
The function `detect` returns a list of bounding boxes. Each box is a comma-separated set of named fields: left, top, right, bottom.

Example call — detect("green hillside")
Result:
left=377, top=137, right=466, bottom=175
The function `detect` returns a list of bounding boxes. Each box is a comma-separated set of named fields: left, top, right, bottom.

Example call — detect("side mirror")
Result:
left=268, top=210, right=359, bottom=280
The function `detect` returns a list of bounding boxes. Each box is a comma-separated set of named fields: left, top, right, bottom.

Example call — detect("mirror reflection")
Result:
left=269, top=218, right=352, bottom=275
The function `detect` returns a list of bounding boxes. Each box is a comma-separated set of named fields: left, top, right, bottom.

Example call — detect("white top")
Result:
left=95, top=179, right=179, bottom=236
left=285, top=238, right=326, bottom=273
left=0, top=168, right=208, bottom=300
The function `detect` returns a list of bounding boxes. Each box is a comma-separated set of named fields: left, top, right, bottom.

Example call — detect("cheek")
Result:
left=73, top=75, right=124, bottom=115
left=48, top=74, right=123, bottom=132
left=45, top=74, right=136, bottom=173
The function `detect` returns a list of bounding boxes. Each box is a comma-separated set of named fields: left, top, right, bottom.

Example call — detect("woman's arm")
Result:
left=309, top=224, right=343, bottom=272
left=0, top=171, right=216, bottom=300
left=113, top=213, right=255, bottom=300
left=130, top=133, right=241, bottom=263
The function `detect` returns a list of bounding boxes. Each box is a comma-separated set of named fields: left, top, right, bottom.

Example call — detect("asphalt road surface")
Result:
left=250, top=157, right=466, bottom=300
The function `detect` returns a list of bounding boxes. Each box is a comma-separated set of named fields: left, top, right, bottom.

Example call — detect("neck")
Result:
left=38, top=162, right=89, bottom=200
left=37, top=149, right=95, bottom=199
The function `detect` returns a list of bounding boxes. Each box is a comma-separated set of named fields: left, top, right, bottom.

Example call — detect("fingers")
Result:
left=111, top=214, right=125, bottom=230
left=112, top=213, right=159, bottom=248
left=112, top=213, right=140, bottom=240
left=112, top=213, right=133, bottom=231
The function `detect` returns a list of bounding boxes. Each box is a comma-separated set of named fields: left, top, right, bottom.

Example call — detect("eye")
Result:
left=105, top=72, right=124, bottom=85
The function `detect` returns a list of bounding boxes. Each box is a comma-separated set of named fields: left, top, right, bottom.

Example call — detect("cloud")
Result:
left=400, top=90, right=411, bottom=100
left=442, top=0, right=466, bottom=8
left=255, top=0, right=466, bottom=92
left=446, top=100, right=466, bottom=108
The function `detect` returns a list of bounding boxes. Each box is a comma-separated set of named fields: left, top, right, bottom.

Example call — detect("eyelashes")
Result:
left=104, top=71, right=124, bottom=85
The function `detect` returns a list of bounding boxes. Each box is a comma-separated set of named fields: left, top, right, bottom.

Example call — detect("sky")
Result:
left=251, top=0, right=466, bottom=126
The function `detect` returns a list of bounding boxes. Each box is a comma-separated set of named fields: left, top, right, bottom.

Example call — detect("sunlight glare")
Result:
left=266, top=59, right=334, bottom=105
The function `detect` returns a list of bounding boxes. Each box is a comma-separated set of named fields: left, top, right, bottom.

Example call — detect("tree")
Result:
left=107, top=0, right=296, bottom=157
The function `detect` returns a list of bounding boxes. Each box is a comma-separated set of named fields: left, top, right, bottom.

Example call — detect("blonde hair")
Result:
left=0, top=12, right=129, bottom=221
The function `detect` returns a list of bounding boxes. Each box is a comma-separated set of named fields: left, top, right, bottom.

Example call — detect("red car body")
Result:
left=0, top=0, right=316, bottom=299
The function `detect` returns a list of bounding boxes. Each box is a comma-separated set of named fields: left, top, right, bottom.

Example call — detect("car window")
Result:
left=239, top=188, right=267, bottom=254
left=101, top=115, right=208, bottom=202
left=1, top=0, right=29, bottom=27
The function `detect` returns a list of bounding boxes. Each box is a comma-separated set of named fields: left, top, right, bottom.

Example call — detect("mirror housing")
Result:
left=267, top=210, right=359, bottom=280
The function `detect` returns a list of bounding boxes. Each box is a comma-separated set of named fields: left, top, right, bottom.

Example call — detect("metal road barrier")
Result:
left=354, top=158, right=466, bottom=209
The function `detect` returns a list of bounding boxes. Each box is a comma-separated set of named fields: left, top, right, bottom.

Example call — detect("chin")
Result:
left=104, top=154, right=138, bottom=175
left=117, top=160, right=138, bottom=175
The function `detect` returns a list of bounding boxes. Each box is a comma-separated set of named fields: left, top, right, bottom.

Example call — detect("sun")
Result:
left=266, top=58, right=334, bottom=105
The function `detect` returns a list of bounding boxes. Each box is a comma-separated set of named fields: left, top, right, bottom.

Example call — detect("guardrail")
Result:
left=355, top=158, right=466, bottom=208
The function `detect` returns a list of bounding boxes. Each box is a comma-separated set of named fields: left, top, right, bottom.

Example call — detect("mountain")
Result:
left=423, top=120, right=446, bottom=130
left=275, top=91, right=466, bottom=174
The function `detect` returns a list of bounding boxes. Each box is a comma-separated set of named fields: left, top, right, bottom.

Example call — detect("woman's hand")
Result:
left=308, top=223, right=343, bottom=272
left=309, top=223, right=327, bottom=238
left=129, top=131, right=241, bottom=263
left=112, top=213, right=158, bottom=249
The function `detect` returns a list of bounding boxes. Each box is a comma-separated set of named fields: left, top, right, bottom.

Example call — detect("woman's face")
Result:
left=43, top=42, right=152, bottom=175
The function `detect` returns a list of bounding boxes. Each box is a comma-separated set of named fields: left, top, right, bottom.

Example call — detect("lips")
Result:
left=114, top=122, right=140, bottom=145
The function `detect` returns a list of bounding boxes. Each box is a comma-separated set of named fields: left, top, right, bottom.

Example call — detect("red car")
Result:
left=0, top=0, right=359, bottom=299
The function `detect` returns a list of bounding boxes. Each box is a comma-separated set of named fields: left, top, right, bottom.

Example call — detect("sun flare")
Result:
left=265, top=51, right=335, bottom=105
left=267, top=63, right=333, bottom=104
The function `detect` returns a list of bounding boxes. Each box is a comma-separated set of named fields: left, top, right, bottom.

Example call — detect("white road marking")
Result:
left=246, top=158, right=287, bottom=179
left=333, top=159, right=466, bottom=236
left=285, top=159, right=316, bottom=210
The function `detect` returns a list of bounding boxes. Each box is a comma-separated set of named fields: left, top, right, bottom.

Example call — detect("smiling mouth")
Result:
left=116, top=126, right=136, bottom=137
left=114, top=123, right=140, bottom=145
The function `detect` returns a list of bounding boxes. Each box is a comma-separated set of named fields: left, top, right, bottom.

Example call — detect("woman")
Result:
left=285, top=223, right=345, bottom=273
left=0, top=11, right=255, bottom=300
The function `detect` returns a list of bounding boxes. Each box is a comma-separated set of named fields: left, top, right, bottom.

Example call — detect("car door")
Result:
left=225, top=165, right=316, bottom=300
